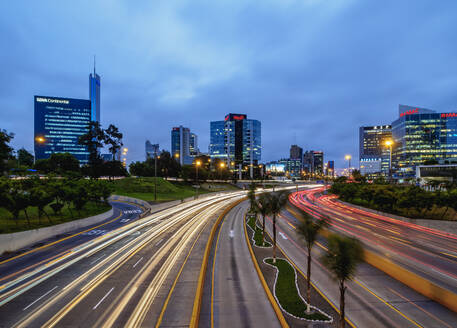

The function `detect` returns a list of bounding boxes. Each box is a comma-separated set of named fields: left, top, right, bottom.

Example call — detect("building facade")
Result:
left=359, top=125, right=392, bottom=177
left=34, top=96, right=92, bottom=164
left=209, top=113, right=261, bottom=168
left=392, top=105, right=457, bottom=179
left=145, top=140, right=159, bottom=159
left=190, top=133, right=199, bottom=156
left=303, top=150, right=324, bottom=176
left=89, top=68, right=100, bottom=123
left=171, top=126, right=194, bottom=165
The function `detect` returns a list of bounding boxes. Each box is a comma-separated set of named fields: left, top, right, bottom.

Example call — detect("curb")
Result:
left=189, top=197, right=246, bottom=328
left=243, top=213, right=289, bottom=328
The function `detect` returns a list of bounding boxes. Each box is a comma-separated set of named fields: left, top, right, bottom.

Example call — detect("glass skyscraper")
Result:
left=391, top=105, right=457, bottom=179
left=34, top=96, right=92, bottom=164
left=89, top=69, right=100, bottom=122
left=359, top=125, right=392, bottom=177
left=171, top=126, right=194, bottom=165
left=209, top=113, right=261, bottom=168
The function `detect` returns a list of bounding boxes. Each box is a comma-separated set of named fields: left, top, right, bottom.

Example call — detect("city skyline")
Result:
left=1, top=1, right=457, bottom=168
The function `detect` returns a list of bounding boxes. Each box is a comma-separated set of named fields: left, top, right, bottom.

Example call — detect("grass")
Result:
left=247, top=215, right=271, bottom=247
left=0, top=202, right=111, bottom=234
left=112, top=177, right=237, bottom=202
left=265, top=258, right=332, bottom=321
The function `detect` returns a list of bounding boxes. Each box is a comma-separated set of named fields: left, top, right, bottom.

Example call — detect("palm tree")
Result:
left=296, top=210, right=328, bottom=313
left=255, top=193, right=272, bottom=246
left=247, top=182, right=257, bottom=213
left=268, top=191, right=289, bottom=263
left=322, top=234, right=363, bottom=328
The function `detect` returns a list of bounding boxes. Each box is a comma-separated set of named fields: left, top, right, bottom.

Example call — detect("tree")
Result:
left=17, top=148, right=34, bottom=167
left=104, top=124, right=123, bottom=161
left=78, top=121, right=105, bottom=178
left=296, top=210, right=328, bottom=313
left=255, top=193, right=272, bottom=246
left=29, top=186, right=53, bottom=224
left=322, top=234, right=363, bottom=328
left=0, top=129, right=14, bottom=175
left=268, top=191, right=289, bottom=263
left=247, top=182, right=257, bottom=213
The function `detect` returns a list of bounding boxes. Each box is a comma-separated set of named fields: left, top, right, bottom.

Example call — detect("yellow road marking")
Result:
left=441, top=251, right=457, bottom=259
left=210, top=208, right=226, bottom=328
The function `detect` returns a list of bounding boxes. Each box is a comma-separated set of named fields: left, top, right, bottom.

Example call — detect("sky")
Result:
left=1, top=0, right=457, bottom=168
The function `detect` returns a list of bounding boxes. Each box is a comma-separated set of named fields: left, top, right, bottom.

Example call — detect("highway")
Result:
left=0, top=192, right=245, bottom=327
left=265, top=187, right=457, bottom=327
left=201, top=200, right=279, bottom=328
left=290, top=188, right=457, bottom=295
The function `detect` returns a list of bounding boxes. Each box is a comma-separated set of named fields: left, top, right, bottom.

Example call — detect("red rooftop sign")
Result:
left=400, top=108, right=419, bottom=117
left=441, top=113, right=457, bottom=118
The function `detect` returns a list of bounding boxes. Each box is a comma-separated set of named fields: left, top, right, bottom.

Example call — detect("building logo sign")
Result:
left=225, top=114, right=246, bottom=121
left=441, top=113, right=457, bottom=118
left=400, top=108, right=419, bottom=117
left=36, top=97, right=70, bottom=105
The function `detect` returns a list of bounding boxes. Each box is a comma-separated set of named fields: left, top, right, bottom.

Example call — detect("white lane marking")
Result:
left=90, top=254, right=106, bottom=265
left=155, top=238, right=164, bottom=246
left=23, top=286, right=58, bottom=311
left=279, top=232, right=288, bottom=240
left=93, top=287, right=114, bottom=310
left=229, top=230, right=234, bottom=238
left=132, top=257, right=144, bottom=268
left=123, top=210, right=142, bottom=214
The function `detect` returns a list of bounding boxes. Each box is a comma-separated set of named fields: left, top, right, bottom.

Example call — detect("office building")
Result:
left=326, top=160, right=335, bottom=177
left=303, top=150, right=324, bottom=176
left=290, top=144, right=303, bottom=163
left=209, top=113, right=261, bottom=169
left=171, top=126, right=194, bottom=165
left=89, top=65, right=100, bottom=123
left=359, top=125, right=392, bottom=177
left=391, top=105, right=457, bottom=179
left=190, top=133, right=199, bottom=156
left=34, top=96, right=92, bottom=164
left=145, top=141, right=159, bottom=159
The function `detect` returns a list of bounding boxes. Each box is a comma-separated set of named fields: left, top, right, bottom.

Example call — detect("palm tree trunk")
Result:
left=441, top=206, right=449, bottom=220
left=262, top=214, right=266, bottom=246
left=339, top=281, right=346, bottom=328
left=43, top=208, right=52, bottom=224
left=306, top=247, right=311, bottom=313
left=273, top=215, right=277, bottom=263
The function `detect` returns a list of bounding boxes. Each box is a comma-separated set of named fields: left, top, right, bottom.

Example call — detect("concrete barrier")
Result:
left=0, top=208, right=113, bottom=255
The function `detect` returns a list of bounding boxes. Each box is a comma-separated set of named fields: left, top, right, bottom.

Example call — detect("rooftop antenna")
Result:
left=93, top=55, right=96, bottom=75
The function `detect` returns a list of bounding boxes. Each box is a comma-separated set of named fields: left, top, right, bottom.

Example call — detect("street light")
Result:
left=35, top=136, right=46, bottom=143
left=345, top=155, right=352, bottom=176
left=195, top=160, right=201, bottom=198
left=154, top=154, right=160, bottom=201
left=385, top=140, right=393, bottom=182
left=219, top=162, right=225, bottom=180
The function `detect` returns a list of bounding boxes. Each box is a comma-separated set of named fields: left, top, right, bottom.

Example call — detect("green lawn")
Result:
left=265, top=258, right=332, bottom=321
left=0, top=202, right=111, bottom=234
left=247, top=215, right=271, bottom=247
left=112, top=177, right=238, bottom=202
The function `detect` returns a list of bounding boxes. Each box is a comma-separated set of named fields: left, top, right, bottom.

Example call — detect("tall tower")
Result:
left=89, top=57, right=101, bottom=122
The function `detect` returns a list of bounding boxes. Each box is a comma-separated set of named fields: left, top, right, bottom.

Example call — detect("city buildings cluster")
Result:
left=360, top=104, right=457, bottom=181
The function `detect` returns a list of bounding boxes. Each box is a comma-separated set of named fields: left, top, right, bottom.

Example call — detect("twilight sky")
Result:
left=1, top=0, right=457, bottom=168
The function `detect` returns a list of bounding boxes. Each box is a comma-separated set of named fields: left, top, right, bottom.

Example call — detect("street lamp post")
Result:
left=345, top=155, right=352, bottom=176
left=385, top=140, right=393, bottom=182
left=219, top=162, right=225, bottom=181
left=154, top=154, right=160, bottom=201
left=195, top=160, right=201, bottom=198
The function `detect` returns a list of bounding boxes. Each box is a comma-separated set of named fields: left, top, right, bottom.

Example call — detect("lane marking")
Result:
left=90, top=254, right=106, bottom=265
left=23, top=286, right=58, bottom=311
left=93, top=287, right=114, bottom=310
left=388, top=288, right=452, bottom=328
left=132, top=257, right=143, bottom=268
left=155, top=238, right=164, bottom=246
left=229, top=230, right=234, bottom=238
left=278, top=232, right=288, bottom=240
left=441, top=251, right=457, bottom=259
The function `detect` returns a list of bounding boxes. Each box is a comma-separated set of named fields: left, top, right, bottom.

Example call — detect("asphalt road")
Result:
left=290, top=188, right=457, bottom=294
left=0, top=192, right=245, bottom=327
left=267, top=187, right=457, bottom=328
left=204, top=200, right=279, bottom=328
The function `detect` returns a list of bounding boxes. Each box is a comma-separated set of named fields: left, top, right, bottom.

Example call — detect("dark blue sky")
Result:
left=1, top=1, right=456, bottom=168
